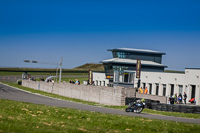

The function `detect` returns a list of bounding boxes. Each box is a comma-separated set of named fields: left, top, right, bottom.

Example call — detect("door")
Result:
left=124, top=73, right=128, bottom=82
left=170, top=84, right=174, bottom=97
left=143, top=83, right=146, bottom=89
left=163, top=84, right=166, bottom=96
left=149, top=84, right=152, bottom=94
left=156, top=84, right=159, bottom=95
left=191, top=85, right=196, bottom=99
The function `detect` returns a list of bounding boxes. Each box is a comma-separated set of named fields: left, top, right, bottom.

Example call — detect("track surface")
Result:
left=0, top=83, right=200, bottom=124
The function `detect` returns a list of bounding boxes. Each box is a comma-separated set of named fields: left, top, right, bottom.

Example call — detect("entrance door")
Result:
left=163, top=84, right=166, bottom=96
left=143, top=83, right=146, bottom=89
left=191, top=85, right=196, bottom=99
left=149, top=84, right=152, bottom=94
left=170, top=84, right=174, bottom=97
left=124, top=73, right=128, bottom=82
left=156, top=84, right=159, bottom=95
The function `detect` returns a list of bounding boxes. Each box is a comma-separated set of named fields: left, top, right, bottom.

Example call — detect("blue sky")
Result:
left=0, top=0, right=200, bottom=70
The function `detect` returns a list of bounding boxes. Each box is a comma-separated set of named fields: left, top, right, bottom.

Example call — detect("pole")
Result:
left=56, top=63, right=58, bottom=82
left=59, top=57, right=63, bottom=83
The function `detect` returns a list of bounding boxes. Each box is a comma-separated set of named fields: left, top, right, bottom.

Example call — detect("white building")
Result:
left=93, top=48, right=200, bottom=105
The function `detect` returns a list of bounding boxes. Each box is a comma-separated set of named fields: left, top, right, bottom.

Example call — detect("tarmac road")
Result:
left=0, top=83, right=200, bottom=124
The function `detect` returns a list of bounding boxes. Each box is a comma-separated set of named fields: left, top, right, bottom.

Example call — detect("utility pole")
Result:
left=24, top=58, right=63, bottom=83
left=59, top=57, right=63, bottom=83
left=56, top=63, right=58, bottom=82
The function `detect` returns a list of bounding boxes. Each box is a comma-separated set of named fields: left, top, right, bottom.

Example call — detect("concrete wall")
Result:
left=22, top=80, right=126, bottom=106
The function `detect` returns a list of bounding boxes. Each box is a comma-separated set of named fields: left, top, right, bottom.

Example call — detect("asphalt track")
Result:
left=0, top=83, right=200, bottom=124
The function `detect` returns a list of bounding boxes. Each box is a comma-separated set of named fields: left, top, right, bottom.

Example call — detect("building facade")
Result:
left=93, top=48, right=200, bottom=105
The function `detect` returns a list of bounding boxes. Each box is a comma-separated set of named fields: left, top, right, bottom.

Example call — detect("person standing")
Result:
left=183, top=92, right=187, bottom=104
left=178, top=93, right=182, bottom=104
left=139, top=87, right=143, bottom=93
left=174, top=93, right=177, bottom=104
left=144, top=87, right=148, bottom=94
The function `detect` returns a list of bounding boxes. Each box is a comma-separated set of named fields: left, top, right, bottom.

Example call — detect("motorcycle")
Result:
left=125, top=99, right=145, bottom=113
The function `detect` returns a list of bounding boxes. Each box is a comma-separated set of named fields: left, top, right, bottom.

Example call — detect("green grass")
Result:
left=0, top=71, right=88, bottom=76
left=142, top=108, right=200, bottom=119
left=61, top=77, right=88, bottom=84
left=105, top=105, right=200, bottom=119
left=0, top=99, right=200, bottom=133
left=2, top=81, right=200, bottom=120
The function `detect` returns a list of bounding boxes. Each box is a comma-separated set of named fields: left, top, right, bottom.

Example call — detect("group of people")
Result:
left=138, top=87, right=148, bottom=94
left=69, top=79, right=80, bottom=85
left=173, top=92, right=187, bottom=104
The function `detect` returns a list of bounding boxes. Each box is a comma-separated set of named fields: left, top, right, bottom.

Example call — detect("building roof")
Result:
left=100, top=58, right=167, bottom=68
left=107, top=48, right=166, bottom=55
left=185, top=68, right=200, bottom=70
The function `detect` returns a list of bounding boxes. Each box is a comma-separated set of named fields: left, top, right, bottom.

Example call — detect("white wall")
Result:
left=138, top=70, right=200, bottom=105
left=93, top=72, right=109, bottom=86
left=93, top=69, right=200, bottom=105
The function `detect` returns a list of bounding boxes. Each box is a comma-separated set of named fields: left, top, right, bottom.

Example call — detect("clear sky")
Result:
left=0, top=0, right=200, bottom=71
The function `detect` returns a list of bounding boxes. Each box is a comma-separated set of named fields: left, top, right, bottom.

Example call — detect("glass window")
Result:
left=179, top=85, right=183, bottom=95
left=114, top=71, right=134, bottom=84
left=128, top=73, right=134, bottom=83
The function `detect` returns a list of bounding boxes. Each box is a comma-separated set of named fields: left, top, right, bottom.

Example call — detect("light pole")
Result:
left=56, top=63, right=58, bottom=82
left=24, top=57, right=63, bottom=83
left=59, top=57, right=63, bottom=83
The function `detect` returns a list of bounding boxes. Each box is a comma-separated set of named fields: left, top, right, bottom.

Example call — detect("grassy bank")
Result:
left=0, top=99, right=200, bottom=133
left=2, top=81, right=200, bottom=119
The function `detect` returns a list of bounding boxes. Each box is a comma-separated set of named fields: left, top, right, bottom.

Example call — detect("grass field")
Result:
left=0, top=99, right=200, bottom=133
left=0, top=71, right=88, bottom=76
left=2, top=81, right=200, bottom=120
left=0, top=67, right=90, bottom=76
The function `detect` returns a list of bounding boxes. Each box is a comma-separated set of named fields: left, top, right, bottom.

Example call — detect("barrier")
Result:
left=22, top=80, right=126, bottom=106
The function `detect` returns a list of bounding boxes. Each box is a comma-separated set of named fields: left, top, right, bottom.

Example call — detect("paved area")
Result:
left=0, top=83, right=200, bottom=124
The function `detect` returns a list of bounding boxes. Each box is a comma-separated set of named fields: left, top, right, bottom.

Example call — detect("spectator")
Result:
left=75, top=79, right=80, bottom=85
left=40, top=77, right=45, bottom=81
left=183, top=92, right=187, bottom=104
left=144, top=87, right=148, bottom=94
left=69, top=80, right=75, bottom=84
left=139, top=87, right=143, bottom=93
left=178, top=93, right=182, bottom=104
left=174, top=93, right=177, bottom=104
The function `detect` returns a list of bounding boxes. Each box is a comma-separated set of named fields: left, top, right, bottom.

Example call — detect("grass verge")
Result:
left=1, top=81, right=200, bottom=119
left=0, top=99, right=200, bottom=133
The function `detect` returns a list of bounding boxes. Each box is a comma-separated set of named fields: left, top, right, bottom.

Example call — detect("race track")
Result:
left=0, top=83, right=200, bottom=124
